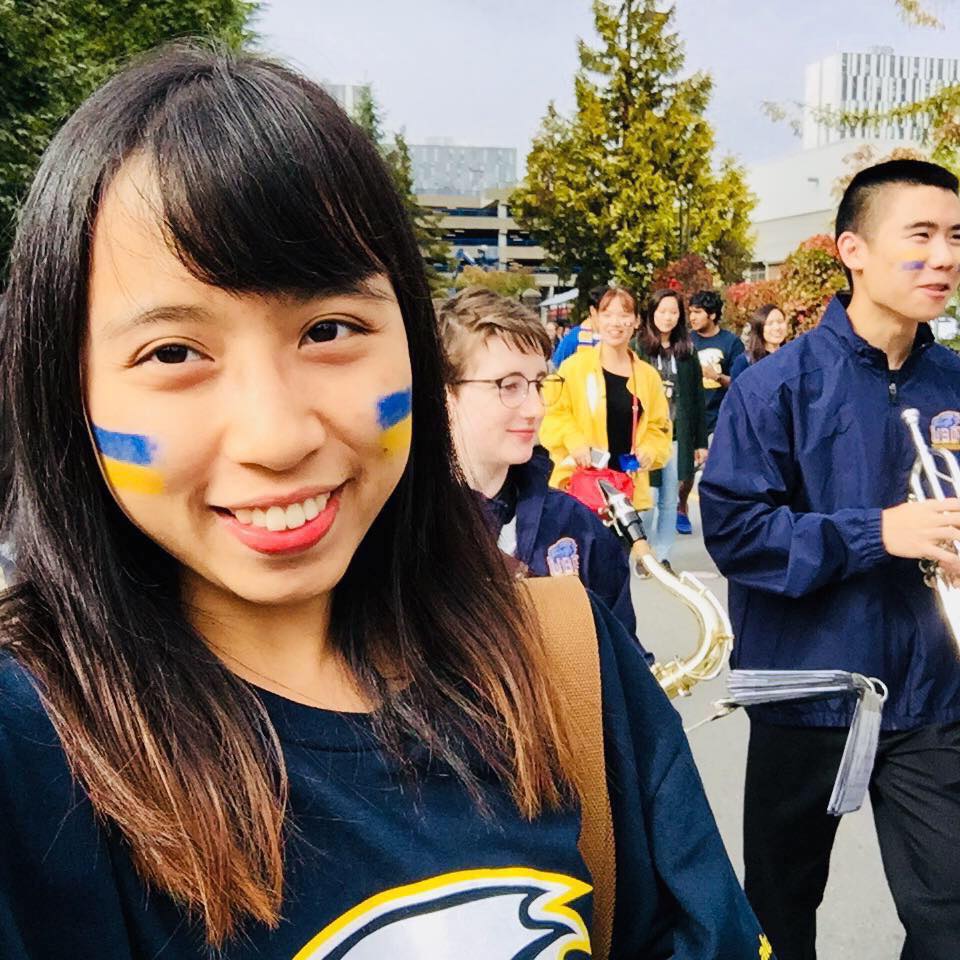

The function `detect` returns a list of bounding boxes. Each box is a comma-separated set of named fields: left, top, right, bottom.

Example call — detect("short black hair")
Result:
left=689, top=289, right=722, bottom=322
left=836, top=159, right=959, bottom=287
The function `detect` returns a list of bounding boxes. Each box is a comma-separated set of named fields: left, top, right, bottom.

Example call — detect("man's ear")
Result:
left=836, top=230, right=867, bottom=276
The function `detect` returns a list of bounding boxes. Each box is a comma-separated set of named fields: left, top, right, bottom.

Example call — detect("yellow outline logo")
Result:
left=292, top=867, right=592, bottom=959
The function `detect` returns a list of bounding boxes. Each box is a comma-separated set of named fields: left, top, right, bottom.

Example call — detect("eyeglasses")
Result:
left=453, top=373, right=565, bottom=409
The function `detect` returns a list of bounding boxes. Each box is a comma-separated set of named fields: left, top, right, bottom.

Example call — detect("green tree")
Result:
left=352, top=87, right=453, bottom=294
left=0, top=0, right=257, bottom=267
left=453, top=265, right=536, bottom=297
left=511, top=0, right=754, bottom=308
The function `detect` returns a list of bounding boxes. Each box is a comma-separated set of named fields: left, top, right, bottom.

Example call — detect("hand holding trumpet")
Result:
left=882, top=498, right=960, bottom=581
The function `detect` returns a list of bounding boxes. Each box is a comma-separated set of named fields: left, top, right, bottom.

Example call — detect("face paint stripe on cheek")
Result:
left=377, top=388, right=413, bottom=456
left=93, top=425, right=164, bottom=493
left=901, top=260, right=926, bottom=271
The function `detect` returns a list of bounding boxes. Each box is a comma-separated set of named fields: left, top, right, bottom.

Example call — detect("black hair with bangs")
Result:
left=0, top=42, right=571, bottom=945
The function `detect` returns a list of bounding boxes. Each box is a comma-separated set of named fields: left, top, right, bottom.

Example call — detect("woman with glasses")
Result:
left=441, top=288, right=644, bottom=650
left=540, top=286, right=673, bottom=528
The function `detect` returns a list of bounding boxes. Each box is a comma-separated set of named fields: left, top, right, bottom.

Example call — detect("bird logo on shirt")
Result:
left=759, top=932, right=774, bottom=960
left=292, top=867, right=592, bottom=960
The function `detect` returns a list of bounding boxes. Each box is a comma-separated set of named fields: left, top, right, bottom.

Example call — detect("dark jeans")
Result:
left=744, top=719, right=960, bottom=960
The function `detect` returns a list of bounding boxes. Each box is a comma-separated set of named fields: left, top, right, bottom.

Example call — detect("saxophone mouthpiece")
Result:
left=597, top=478, right=646, bottom=544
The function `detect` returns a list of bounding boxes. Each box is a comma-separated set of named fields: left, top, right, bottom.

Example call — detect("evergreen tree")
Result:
left=0, top=0, right=257, bottom=269
left=352, top=88, right=452, bottom=294
left=512, top=0, right=754, bottom=305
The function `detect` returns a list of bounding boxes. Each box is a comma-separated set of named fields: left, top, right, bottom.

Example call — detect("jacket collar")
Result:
left=820, top=294, right=935, bottom=368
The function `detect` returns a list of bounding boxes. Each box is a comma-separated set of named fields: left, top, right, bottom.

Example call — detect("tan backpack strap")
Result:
left=520, top=576, right=616, bottom=960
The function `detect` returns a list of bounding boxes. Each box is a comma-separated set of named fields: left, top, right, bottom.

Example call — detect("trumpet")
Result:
left=901, top=407, right=960, bottom=650
left=597, top=478, right=733, bottom=698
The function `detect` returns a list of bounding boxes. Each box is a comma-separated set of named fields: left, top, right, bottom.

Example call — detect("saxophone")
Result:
left=901, top=408, right=960, bottom=650
left=598, top=479, right=733, bottom=698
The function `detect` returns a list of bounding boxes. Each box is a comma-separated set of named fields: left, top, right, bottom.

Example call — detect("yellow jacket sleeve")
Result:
left=539, top=355, right=590, bottom=459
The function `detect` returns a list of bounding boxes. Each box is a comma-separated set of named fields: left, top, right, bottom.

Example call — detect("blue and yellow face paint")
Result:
left=377, top=388, right=413, bottom=456
left=899, top=246, right=927, bottom=271
left=93, top=426, right=164, bottom=494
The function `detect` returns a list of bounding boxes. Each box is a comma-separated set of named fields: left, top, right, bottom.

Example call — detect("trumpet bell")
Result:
left=901, top=408, right=960, bottom=651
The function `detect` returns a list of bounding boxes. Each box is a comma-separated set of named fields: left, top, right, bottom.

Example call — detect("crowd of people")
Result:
left=523, top=279, right=792, bottom=572
left=3, top=39, right=960, bottom=960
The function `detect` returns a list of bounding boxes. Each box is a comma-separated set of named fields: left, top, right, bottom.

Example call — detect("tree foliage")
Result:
left=894, top=0, right=944, bottom=28
left=776, top=235, right=847, bottom=334
left=453, top=266, right=536, bottom=297
left=0, top=0, right=257, bottom=267
left=726, top=234, right=846, bottom=337
left=511, top=0, right=754, bottom=309
left=724, top=279, right=781, bottom=332
left=352, top=86, right=453, bottom=294
left=649, top=252, right=716, bottom=302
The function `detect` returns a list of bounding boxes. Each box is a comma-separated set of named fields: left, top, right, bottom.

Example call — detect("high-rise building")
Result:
left=804, top=47, right=960, bottom=149
left=319, top=81, right=370, bottom=117
left=410, top=140, right=517, bottom=195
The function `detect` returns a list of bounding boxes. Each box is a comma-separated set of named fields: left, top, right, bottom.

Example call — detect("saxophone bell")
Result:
left=901, top=408, right=960, bottom=650
left=597, top=478, right=734, bottom=698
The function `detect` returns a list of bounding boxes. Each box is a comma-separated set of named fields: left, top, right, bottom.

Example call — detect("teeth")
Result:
left=265, top=506, right=286, bottom=531
left=238, top=494, right=332, bottom=531
left=285, top=503, right=306, bottom=529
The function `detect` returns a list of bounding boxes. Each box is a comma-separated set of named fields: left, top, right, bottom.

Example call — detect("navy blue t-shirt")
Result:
left=0, top=600, right=769, bottom=959
left=690, top=329, right=745, bottom=433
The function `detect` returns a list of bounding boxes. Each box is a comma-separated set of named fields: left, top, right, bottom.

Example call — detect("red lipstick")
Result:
left=218, top=491, right=340, bottom=555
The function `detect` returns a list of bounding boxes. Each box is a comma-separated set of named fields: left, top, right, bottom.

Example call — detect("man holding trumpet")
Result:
left=701, top=159, right=960, bottom=960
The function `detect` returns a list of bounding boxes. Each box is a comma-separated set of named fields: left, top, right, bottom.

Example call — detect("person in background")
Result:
left=635, top=290, right=708, bottom=572
left=730, top=305, right=789, bottom=380
left=678, top=289, right=744, bottom=535
left=440, top=287, right=645, bottom=653
left=540, top=285, right=672, bottom=528
left=550, top=284, right=607, bottom=367
left=544, top=317, right=561, bottom=351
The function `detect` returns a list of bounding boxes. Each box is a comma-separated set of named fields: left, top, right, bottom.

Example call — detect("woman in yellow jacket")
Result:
left=540, top=286, right=672, bottom=513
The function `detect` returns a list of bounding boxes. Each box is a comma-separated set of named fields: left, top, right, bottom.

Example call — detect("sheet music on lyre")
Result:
left=720, top=670, right=889, bottom=816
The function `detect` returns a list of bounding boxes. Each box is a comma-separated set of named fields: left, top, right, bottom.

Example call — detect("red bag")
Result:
left=566, top=467, right=635, bottom=515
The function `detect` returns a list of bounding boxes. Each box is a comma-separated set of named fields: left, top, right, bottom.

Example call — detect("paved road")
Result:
left=631, top=501, right=904, bottom=959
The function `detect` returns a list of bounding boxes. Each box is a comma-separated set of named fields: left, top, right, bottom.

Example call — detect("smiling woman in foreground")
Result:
left=0, top=44, right=768, bottom=960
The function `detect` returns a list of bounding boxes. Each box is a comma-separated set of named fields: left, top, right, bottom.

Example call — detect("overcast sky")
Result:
left=253, top=0, right=960, bottom=170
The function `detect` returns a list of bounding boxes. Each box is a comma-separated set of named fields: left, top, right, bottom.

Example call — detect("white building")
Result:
left=410, top=141, right=517, bottom=195
left=417, top=188, right=568, bottom=295
left=804, top=47, right=960, bottom=149
left=748, top=138, right=910, bottom=274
